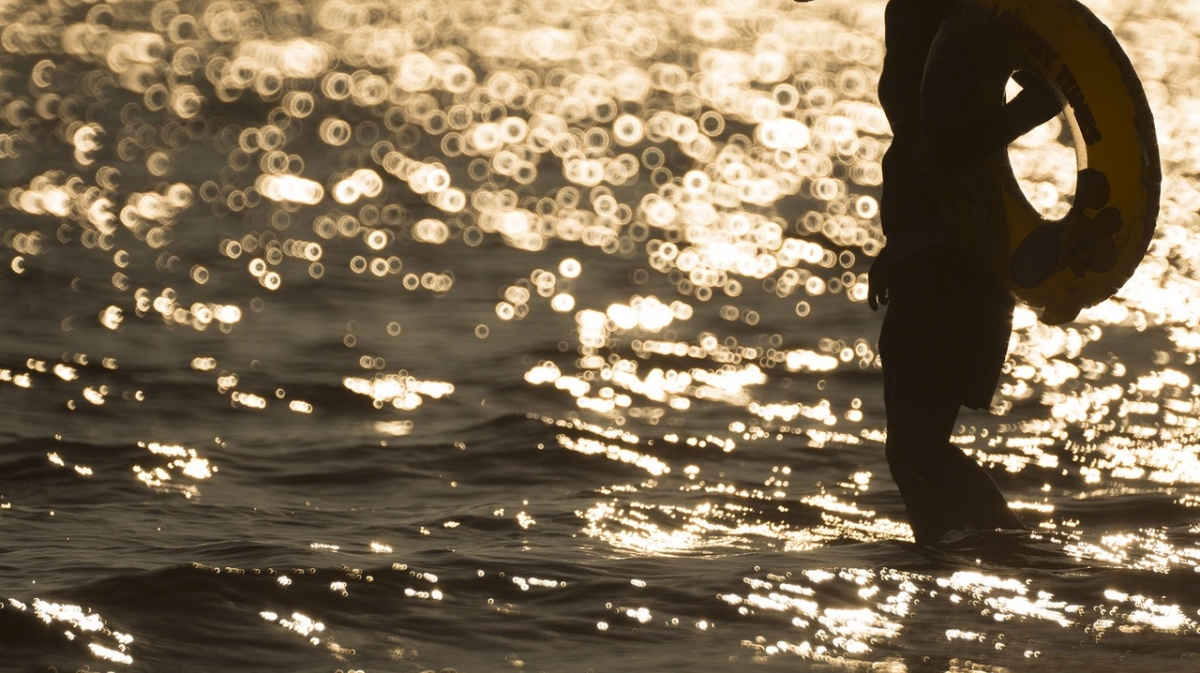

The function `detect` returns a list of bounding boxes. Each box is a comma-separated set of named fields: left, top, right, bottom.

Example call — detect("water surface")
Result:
left=3, top=1, right=1200, bottom=671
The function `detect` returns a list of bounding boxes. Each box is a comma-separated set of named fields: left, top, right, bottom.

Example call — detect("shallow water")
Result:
left=3, top=0, right=1200, bottom=671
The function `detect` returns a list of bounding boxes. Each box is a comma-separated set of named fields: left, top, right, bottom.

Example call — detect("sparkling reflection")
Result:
left=2, top=0, right=1200, bottom=670
left=6, top=598, right=136, bottom=665
left=132, top=441, right=215, bottom=498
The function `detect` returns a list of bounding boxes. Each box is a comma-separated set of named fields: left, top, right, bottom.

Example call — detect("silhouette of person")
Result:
left=832, top=0, right=1059, bottom=545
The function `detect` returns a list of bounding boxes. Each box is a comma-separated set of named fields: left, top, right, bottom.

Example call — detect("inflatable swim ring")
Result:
left=920, top=0, right=1160, bottom=325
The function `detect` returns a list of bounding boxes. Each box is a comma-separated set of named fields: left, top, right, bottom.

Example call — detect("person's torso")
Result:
left=878, top=0, right=961, bottom=237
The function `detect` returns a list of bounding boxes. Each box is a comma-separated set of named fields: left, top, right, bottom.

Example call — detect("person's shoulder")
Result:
left=885, top=0, right=961, bottom=33
left=886, top=0, right=960, bottom=16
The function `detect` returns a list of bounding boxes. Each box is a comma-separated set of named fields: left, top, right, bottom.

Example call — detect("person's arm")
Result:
left=868, top=250, right=893, bottom=311
left=932, top=72, right=1061, bottom=168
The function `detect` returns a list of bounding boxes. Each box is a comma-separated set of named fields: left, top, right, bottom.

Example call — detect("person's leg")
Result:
left=884, top=355, right=1023, bottom=545
left=884, top=366, right=965, bottom=544
left=938, top=441, right=1025, bottom=532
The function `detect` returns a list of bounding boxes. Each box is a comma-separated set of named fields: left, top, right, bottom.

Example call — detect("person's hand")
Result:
left=867, top=251, right=893, bottom=311
left=1012, top=70, right=1060, bottom=125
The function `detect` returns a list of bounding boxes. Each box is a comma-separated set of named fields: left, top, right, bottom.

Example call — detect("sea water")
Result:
left=3, top=0, right=1200, bottom=671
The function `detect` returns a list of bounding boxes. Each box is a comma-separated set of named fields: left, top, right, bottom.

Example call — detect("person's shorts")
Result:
left=878, top=241, right=1015, bottom=410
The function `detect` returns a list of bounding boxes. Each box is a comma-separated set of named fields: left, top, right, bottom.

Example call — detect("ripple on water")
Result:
left=3, top=0, right=1200, bottom=672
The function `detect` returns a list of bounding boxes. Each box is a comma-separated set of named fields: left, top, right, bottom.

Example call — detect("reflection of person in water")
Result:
left=861, top=0, right=1061, bottom=545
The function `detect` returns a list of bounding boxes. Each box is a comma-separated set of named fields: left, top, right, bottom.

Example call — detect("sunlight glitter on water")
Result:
left=14, top=598, right=135, bottom=665
left=132, top=441, right=215, bottom=498
left=728, top=550, right=1200, bottom=668
left=2, top=0, right=899, bottom=329
left=0, top=0, right=1184, bottom=470
left=5, top=0, right=1200, bottom=670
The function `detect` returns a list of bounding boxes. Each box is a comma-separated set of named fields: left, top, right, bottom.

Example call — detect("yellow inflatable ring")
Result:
left=921, top=0, right=1160, bottom=325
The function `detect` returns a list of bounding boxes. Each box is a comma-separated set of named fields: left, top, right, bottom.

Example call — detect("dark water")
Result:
left=4, top=0, right=1200, bottom=671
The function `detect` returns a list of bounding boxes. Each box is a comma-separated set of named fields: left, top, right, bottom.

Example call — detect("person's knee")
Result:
left=885, top=436, right=924, bottom=475
left=886, top=435, right=958, bottom=482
